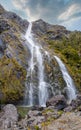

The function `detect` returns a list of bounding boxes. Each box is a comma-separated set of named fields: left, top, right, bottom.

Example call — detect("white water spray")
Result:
left=54, top=56, right=76, bottom=102
left=24, top=23, right=48, bottom=106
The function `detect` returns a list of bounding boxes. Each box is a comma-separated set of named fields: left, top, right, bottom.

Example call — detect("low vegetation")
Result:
left=17, top=106, right=30, bottom=119
left=43, top=31, right=81, bottom=91
left=0, top=56, right=26, bottom=103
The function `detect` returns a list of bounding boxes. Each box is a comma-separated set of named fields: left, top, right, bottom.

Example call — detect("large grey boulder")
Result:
left=64, top=94, right=81, bottom=112
left=46, top=95, right=67, bottom=110
left=0, top=104, right=18, bottom=129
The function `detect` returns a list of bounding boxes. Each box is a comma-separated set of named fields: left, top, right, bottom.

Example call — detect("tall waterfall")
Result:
left=54, top=56, right=76, bottom=102
left=23, top=22, right=76, bottom=107
left=24, top=23, right=48, bottom=106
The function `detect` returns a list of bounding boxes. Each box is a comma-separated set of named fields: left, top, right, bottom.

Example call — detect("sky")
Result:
left=0, top=0, right=81, bottom=31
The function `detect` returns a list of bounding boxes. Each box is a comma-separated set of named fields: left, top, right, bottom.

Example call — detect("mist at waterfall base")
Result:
left=23, top=22, right=76, bottom=107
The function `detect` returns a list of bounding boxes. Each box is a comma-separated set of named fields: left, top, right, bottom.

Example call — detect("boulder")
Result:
left=27, top=110, right=42, bottom=118
left=64, top=106, right=73, bottom=112
left=46, top=95, right=67, bottom=110
left=31, top=105, right=44, bottom=111
left=0, top=104, right=18, bottom=129
left=27, top=116, right=45, bottom=126
left=64, top=94, right=81, bottom=112
left=70, top=94, right=81, bottom=109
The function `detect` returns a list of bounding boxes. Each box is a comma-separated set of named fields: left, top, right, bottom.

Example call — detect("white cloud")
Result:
left=60, top=16, right=81, bottom=30
left=25, top=8, right=40, bottom=21
left=12, top=0, right=63, bottom=22
left=13, top=0, right=50, bottom=21
left=11, top=0, right=81, bottom=30
left=12, top=0, right=27, bottom=9
left=12, top=0, right=22, bottom=9
left=12, top=0, right=39, bottom=21
left=58, top=4, right=81, bottom=21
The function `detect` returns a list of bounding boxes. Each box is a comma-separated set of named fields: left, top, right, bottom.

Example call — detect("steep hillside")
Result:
left=32, top=19, right=81, bottom=92
left=0, top=4, right=29, bottom=103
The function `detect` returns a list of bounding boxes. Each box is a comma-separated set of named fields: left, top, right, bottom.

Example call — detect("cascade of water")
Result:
left=36, top=46, right=48, bottom=106
left=23, top=22, right=76, bottom=106
left=24, top=23, right=34, bottom=106
left=24, top=22, right=48, bottom=106
left=54, top=56, right=76, bottom=102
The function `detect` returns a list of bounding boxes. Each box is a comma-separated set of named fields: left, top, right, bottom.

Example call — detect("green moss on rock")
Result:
left=0, top=56, right=26, bottom=103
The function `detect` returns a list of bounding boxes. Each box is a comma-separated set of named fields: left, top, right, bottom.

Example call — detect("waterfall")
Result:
left=54, top=56, right=76, bottom=102
left=36, top=46, right=48, bottom=106
left=23, top=22, right=76, bottom=106
left=24, top=23, right=34, bottom=106
left=24, top=23, right=48, bottom=106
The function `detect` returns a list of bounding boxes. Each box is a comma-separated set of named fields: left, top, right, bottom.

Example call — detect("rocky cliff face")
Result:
left=0, top=4, right=29, bottom=103
left=32, top=19, right=70, bottom=36
left=0, top=4, right=81, bottom=104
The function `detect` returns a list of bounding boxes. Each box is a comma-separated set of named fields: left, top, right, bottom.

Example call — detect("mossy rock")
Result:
left=0, top=56, right=26, bottom=104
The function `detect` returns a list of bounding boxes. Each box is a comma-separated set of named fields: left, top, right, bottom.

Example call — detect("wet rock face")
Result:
left=44, top=56, right=66, bottom=98
left=24, top=50, right=66, bottom=105
left=0, top=104, right=18, bottom=129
